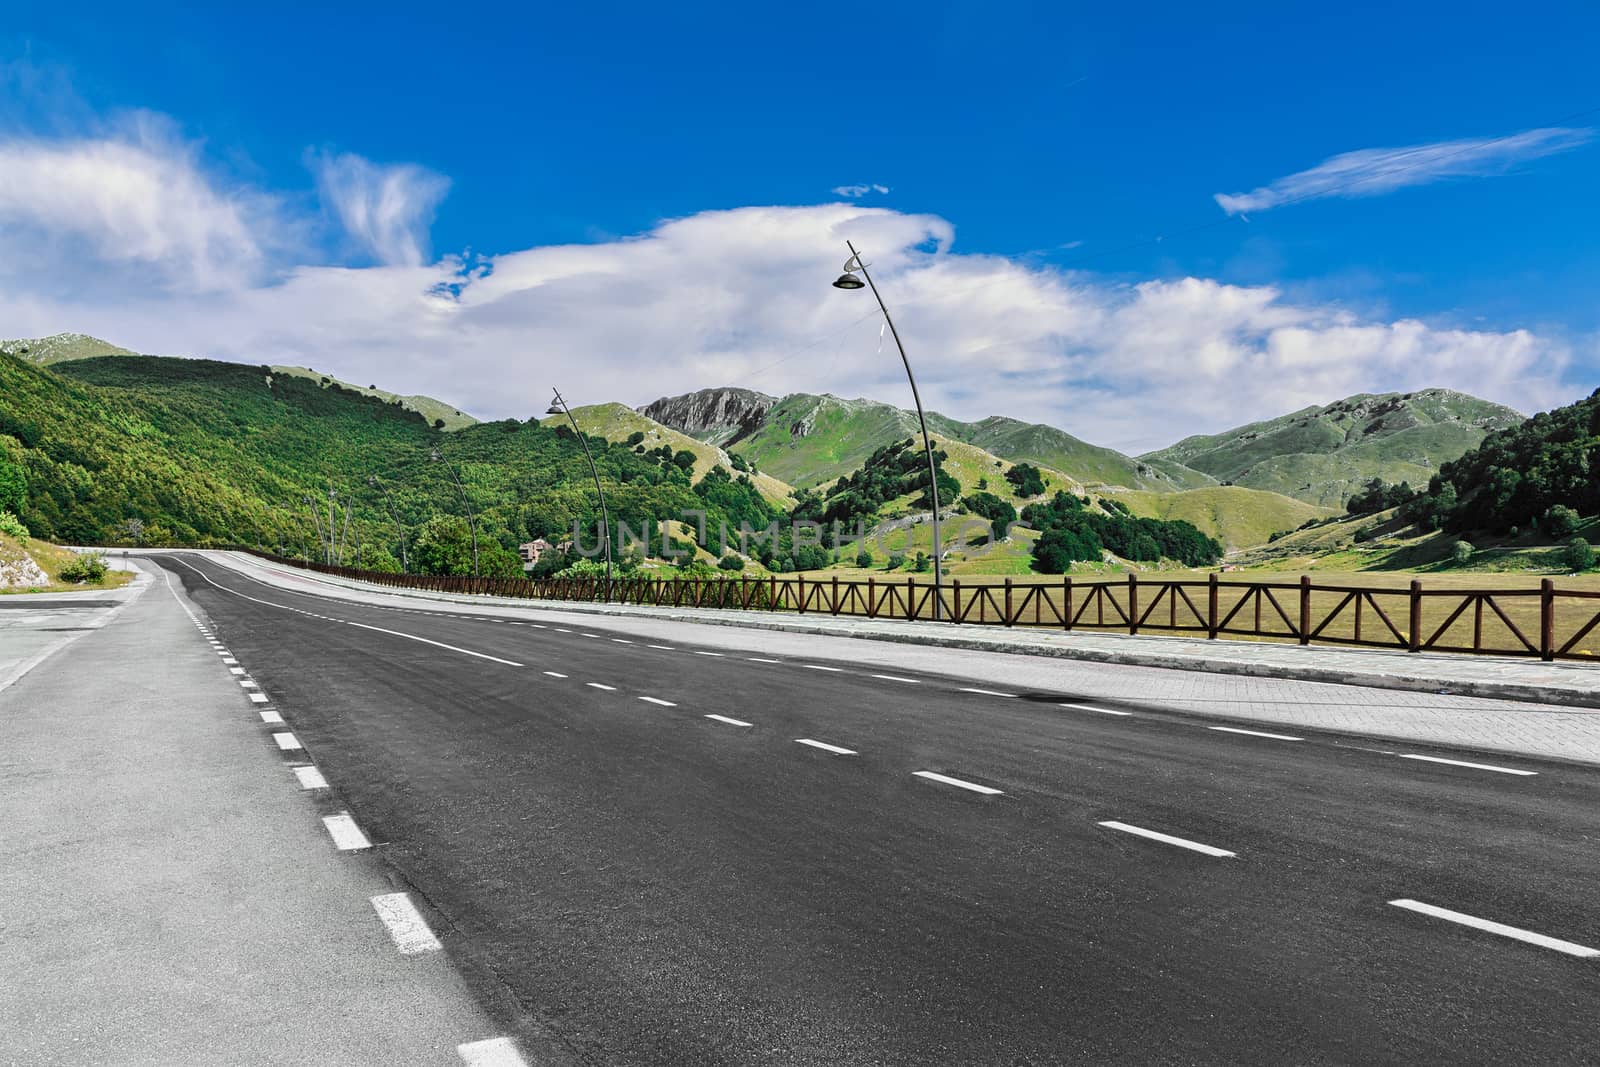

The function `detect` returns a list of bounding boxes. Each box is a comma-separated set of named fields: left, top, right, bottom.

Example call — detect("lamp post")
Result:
left=367, top=475, right=409, bottom=573
left=430, top=448, right=480, bottom=578
left=547, top=388, right=613, bottom=597
left=832, top=240, right=945, bottom=620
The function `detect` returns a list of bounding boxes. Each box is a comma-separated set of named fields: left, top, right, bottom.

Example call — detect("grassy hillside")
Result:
left=953, top=416, right=1213, bottom=491
left=269, top=365, right=479, bottom=431
left=1114, top=486, right=1334, bottom=552
left=1, top=333, right=135, bottom=365
left=1, top=354, right=775, bottom=569
left=539, top=402, right=794, bottom=507
left=1141, top=389, right=1522, bottom=507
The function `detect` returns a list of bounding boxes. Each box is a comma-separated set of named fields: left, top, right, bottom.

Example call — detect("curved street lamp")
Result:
left=832, top=240, right=945, bottom=620
left=430, top=448, right=480, bottom=578
left=547, top=388, right=613, bottom=597
left=367, top=475, right=410, bottom=573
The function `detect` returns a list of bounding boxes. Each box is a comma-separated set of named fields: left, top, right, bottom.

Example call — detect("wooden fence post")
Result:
left=907, top=577, right=916, bottom=621
left=1541, top=578, right=1556, bottom=661
left=1128, top=573, right=1139, bottom=635
left=867, top=576, right=876, bottom=618
left=952, top=579, right=962, bottom=624
left=1299, top=575, right=1311, bottom=645
left=1408, top=580, right=1422, bottom=653
left=831, top=575, right=840, bottom=615
left=1004, top=578, right=1014, bottom=627
left=1208, top=573, right=1219, bottom=639
left=797, top=574, right=805, bottom=614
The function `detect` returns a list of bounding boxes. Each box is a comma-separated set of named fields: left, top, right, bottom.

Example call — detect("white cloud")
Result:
left=0, top=119, right=1581, bottom=455
left=309, top=151, right=450, bottom=266
left=1215, top=126, right=1593, bottom=215
left=832, top=183, right=890, bottom=198
left=0, top=111, right=280, bottom=291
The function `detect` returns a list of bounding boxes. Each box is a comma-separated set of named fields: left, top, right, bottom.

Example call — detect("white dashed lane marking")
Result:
left=292, top=765, right=328, bottom=790
left=1398, top=754, right=1537, bottom=776
left=273, top=732, right=302, bottom=751
left=747, top=657, right=781, bottom=664
left=693, top=651, right=725, bottom=657
left=587, top=683, right=617, bottom=691
left=611, top=638, right=632, bottom=644
left=370, top=892, right=442, bottom=955
left=457, top=1037, right=529, bottom=1067
left=803, top=664, right=842, bottom=672
left=228, top=667, right=245, bottom=675
left=322, top=812, right=372, bottom=851
left=248, top=693, right=270, bottom=704
left=914, top=771, right=1003, bottom=795
left=1060, top=702, right=1131, bottom=716
left=705, top=714, right=752, bottom=727
left=543, top=671, right=568, bottom=678
left=958, top=687, right=1014, bottom=697
left=796, top=739, right=857, bottom=756
left=1098, top=821, right=1236, bottom=858
left=648, top=645, right=675, bottom=651
left=1209, top=726, right=1303, bottom=742
left=1390, top=899, right=1598, bottom=957
left=259, top=710, right=284, bottom=724
left=870, top=674, right=920, bottom=683
left=639, top=697, right=676, bottom=707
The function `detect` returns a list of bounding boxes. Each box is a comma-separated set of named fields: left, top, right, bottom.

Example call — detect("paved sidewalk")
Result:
left=0, top=560, right=527, bottom=1066
left=203, top=551, right=1600, bottom=767
left=0, top=556, right=147, bottom=694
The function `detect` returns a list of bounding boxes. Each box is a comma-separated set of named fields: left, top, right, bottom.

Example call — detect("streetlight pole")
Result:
left=832, top=240, right=945, bottom=620
left=367, top=475, right=410, bottom=573
left=430, top=449, right=480, bottom=578
left=547, top=388, right=613, bottom=598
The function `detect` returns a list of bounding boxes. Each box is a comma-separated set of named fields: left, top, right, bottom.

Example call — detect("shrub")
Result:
left=0, top=510, right=28, bottom=539
left=1563, top=537, right=1596, bottom=571
left=855, top=549, right=874, bottom=568
left=1450, top=540, right=1474, bottom=565
left=626, top=431, right=646, bottom=446
left=717, top=553, right=744, bottom=572
left=885, top=553, right=905, bottom=571
left=913, top=551, right=930, bottom=573
left=1004, top=463, right=1046, bottom=497
left=58, top=553, right=108, bottom=584
left=1353, top=526, right=1376, bottom=543
left=1544, top=505, right=1580, bottom=537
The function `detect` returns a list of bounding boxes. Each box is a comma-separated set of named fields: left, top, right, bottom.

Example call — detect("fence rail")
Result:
left=227, top=548, right=1600, bottom=663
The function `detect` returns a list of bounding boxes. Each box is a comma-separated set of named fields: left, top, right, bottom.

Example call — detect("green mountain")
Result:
left=268, top=365, right=480, bottom=431
left=642, top=389, right=1210, bottom=493
left=1140, top=389, right=1523, bottom=507
left=0, top=333, right=135, bottom=364
left=0, top=353, right=776, bottom=570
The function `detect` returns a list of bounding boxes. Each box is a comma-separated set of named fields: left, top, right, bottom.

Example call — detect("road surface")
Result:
left=155, top=554, right=1600, bottom=1065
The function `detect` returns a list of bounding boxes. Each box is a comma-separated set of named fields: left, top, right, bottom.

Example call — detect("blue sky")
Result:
left=3, top=2, right=1597, bottom=450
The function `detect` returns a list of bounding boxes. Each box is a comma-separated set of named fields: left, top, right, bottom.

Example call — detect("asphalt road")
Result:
left=155, top=554, right=1600, bottom=1065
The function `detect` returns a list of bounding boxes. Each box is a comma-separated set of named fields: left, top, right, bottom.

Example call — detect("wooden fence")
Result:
left=240, top=549, right=1600, bottom=663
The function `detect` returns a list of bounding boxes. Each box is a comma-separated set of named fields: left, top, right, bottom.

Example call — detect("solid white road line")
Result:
left=248, top=693, right=270, bottom=704
left=543, top=671, right=568, bottom=678
left=914, top=771, right=1003, bottom=795
left=587, top=682, right=617, bottom=691
left=273, top=732, right=302, bottom=751
left=1389, top=899, right=1598, bottom=957
left=639, top=697, right=676, bottom=707
left=1398, top=754, right=1537, bottom=776
left=1060, top=702, right=1132, bottom=716
left=370, top=892, right=442, bottom=955
left=457, top=1036, right=529, bottom=1067
left=292, top=765, right=328, bottom=789
left=1209, top=726, right=1303, bottom=741
left=803, top=664, right=842, bottom=672
left=260, top=710, right=284, bottom=724
left=871, top=674, right=921, bottom=683
left=1098, top=821, right=1235, bottom=858
left=705, top=714, right=752, bottom=727
left=958, top=687, right=1014, bottom=697
left=796, top=739, right=857, bottom=755
left=747, top=657, right=781, bottom=664
left=322, top=812, right=372, bottom=851
left=648, top=645, right=676, bottom=651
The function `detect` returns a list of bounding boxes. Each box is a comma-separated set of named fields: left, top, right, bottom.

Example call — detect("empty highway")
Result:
left=155, top=553, right=1600, bottom=1065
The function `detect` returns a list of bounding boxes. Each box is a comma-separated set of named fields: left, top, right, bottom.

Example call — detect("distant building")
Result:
left=518, top=538, right=556, bottom=566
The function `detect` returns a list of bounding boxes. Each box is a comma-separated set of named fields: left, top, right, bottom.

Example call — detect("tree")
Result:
left=1004, top=463, right=1046, bottom=497
left=717, top=553, right=745, bottom=571
left=1563, top=537, right=1595, bottom=571
left=886, top=553, right=905, bottom=570
left=913, top=551, right=930, bottom=572
left=1544, top=505, right=1580, bottom=537
left=1450, top=540, right=1474, bottom=565
left=118, top=517, right=147, bottom=546
left=855, top=549, right=874, bottom=568
left=413, top=515, right=477, bottom=576
left=672, top=449, right=698, bottom=471
left=0, top=450, right=24, bottom=514
left=353, top=542, right=402, bottom=573
left=626, top=431, right=646, bottom=446
left=963, top=491, right=1017, bottom=541
left=793, top=544, right=830, bottom=571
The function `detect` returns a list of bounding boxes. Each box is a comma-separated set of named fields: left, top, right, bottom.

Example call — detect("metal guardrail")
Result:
left=235, top=548, right=1600, bottom=663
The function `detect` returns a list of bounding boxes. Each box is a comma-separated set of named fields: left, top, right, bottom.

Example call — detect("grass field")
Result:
left=0, top=534, right=133, bottom=595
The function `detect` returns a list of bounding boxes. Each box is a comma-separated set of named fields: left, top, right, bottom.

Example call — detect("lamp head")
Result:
left=545, top=403, right=564, bottom=415
left=832, top=272, right=866, bottom=290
